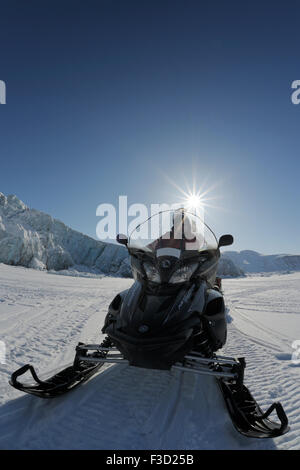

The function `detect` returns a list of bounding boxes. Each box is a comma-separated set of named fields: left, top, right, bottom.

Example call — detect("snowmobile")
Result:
left=10, top=209, right=289, bottom=439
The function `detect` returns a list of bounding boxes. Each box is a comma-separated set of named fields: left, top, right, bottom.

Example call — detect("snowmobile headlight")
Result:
left=169, top=263, right=198, bottom=284
left=143, top=262, right=161, bottom=283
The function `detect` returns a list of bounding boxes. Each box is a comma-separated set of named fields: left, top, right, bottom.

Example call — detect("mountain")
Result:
left=0, top=193, right=131, bottom=277
left=217, top=256, right=245, bottom=277
left=3, top=192, right=286, bottom=278
left=223, top=250, right=300, bottom=273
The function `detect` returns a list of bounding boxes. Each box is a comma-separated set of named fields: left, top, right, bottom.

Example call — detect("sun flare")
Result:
left=185, top=193, right=203, bottom=210
left=160, top=166, right=224, bottom=220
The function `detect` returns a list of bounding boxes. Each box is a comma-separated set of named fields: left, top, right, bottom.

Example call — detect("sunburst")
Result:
left=159, top=165, right=225, bottom=221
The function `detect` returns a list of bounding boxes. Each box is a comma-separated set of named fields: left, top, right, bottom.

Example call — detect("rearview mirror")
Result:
left=116, top=234, right=128, bottom=246
left=218, top=234, right=234, bottom=248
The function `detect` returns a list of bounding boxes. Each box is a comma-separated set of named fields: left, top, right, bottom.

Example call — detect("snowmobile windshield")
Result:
left=128, top=209, right=218, bottom=259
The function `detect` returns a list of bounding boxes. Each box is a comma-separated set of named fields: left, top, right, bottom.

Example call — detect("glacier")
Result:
left=0, top=192, right=131, bottom=276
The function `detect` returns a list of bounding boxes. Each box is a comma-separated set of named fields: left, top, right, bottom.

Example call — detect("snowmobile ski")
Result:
left=218, top=378, right=289, bottom=438
left=9, top=360, right=104, bottom=398
left=174, top=353, right=289, bottom=438
left=9, top=340, right=112, bottom=398
left=9, top=342, right=290, bottom=437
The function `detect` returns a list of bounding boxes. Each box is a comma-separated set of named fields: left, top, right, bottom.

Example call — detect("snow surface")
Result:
left=0, top=264, right=299, bottom=449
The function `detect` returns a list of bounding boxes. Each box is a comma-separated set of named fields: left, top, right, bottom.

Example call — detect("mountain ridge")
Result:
left=222, top=249, right=300, bottom=273
left=0, top=192, right=131, bottom=276
left=0, top=192, right=298, bottom=277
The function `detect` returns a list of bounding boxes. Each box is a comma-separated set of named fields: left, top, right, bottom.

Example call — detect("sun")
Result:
left=186, top=193, right=203, bottom=210
left=160, top=165, right=224, bottom=217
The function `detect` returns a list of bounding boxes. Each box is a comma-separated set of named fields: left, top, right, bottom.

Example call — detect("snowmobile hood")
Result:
left=104, top=279, right=205, bottom=369
left=117, top=280, right=204, bottom=339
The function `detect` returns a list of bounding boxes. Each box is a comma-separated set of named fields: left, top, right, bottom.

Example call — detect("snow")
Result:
left=222, top=273, right=300, bottom=450
left=0, top=264, right=299, bottom=449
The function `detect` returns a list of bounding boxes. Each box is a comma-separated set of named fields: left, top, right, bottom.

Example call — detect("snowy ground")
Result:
left=0, top=264, right=299, bottom=449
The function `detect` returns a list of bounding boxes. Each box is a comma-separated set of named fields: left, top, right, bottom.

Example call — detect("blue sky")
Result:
left=0, top=0, right=299, bottom=254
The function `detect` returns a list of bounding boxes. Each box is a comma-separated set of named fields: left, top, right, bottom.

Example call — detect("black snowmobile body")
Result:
left=9, top=208, right=289, bottom=439
left=103, top=279, right=226, bottom=370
